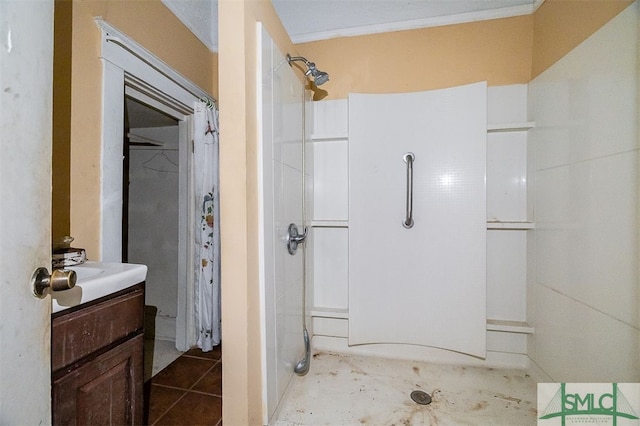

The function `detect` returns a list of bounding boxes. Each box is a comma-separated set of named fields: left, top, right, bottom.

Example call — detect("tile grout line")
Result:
left=150, top=385, right=188, bottom=426
left=188, top=359, right=221, bottom=392
left=148, top=351, right=222, bottom=424
left=188, top=388, right=223, bottom=398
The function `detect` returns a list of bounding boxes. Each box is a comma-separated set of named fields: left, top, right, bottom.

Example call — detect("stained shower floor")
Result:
left=273, top=351, right=538, bottom=425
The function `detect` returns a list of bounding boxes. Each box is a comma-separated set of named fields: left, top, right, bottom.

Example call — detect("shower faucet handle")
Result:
left=287, top=223, right=308, bottom=255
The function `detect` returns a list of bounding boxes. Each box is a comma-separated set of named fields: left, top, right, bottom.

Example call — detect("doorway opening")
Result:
left=123, top=96, right=184, bottom=379
left=97, top=14, right=215, bottom=385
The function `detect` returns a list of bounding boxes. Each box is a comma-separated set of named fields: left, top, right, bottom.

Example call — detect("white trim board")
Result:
left=289, top=2, right=544, bottom=44
left=96, top=18, right=214, bottom=351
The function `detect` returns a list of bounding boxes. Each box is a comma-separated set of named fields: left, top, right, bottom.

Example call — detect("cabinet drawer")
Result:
left=52, top=284, right=144, bottom=372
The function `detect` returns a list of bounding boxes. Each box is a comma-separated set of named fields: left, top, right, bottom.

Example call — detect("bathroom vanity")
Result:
left=51, top=282, right=144, bottom=425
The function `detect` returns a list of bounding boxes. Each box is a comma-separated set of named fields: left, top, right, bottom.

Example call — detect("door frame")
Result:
left=96, top=19, right=213, bottom=350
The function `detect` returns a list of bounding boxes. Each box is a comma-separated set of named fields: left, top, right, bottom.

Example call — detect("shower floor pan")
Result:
left=274, top=351, right=537, bottom=425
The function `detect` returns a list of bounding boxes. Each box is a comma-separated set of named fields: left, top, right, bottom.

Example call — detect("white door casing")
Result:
left=0, top=0, right=54, bottom=423
left=97, top=19, right=212, bottom=351
left=348, top=82, right=487, bottom=358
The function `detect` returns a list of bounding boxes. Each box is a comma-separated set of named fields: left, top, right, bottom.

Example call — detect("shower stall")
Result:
left=259, top=2, right=639, bottom=423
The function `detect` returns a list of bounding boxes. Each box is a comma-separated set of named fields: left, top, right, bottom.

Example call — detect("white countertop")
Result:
left=52, top=261, right=148, bottom=313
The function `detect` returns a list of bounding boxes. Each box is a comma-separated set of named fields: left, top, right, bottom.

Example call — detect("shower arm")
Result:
left=286, top=54, right=316, bottom=76
left=287, top=54, right=311, bottom=67
left=286, top=53, right=329, bottom=87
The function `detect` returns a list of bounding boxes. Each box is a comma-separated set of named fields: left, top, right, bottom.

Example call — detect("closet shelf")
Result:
left=311, top=220, right=349, bottom=228
left=311, top=307, right=349, bottom=319
left=486, top=319, right=534, bottom=334
left=487, top=122, right=535, bottom=133
left=487, top=221, right=535, bottom=230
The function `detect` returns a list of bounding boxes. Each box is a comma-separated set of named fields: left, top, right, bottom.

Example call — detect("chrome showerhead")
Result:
left=312, top=70, right=330, bottom=86
left=287, top=54, right=330, bottom=86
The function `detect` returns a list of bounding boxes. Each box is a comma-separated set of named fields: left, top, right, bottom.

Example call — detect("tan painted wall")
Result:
left=532, top=0, right=634, bottom=78
left=297, top=15, right=534, bottom=100
left=65, top=0, right=216, bottom=258
left=296, top=0, right=635, bottom=100
left=217, top=0, right=299, bottom=423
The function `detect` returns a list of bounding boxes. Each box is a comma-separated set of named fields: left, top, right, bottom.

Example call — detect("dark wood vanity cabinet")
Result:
left=52, top=283, right=144, bottom=425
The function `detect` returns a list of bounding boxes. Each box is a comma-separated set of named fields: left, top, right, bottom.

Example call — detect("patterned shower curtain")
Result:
left=193, top=101, right=220, bottom=351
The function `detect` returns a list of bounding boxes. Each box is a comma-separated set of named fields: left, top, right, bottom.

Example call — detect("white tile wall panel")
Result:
left=528, top=282, right=639, bottom=382
left=313, top=140, right=349, bottom=221
left=312, top=227, right=349, bottom=310
left=486, top=331, right=527, bottom=354
left=273, top=84, right=304, bottom=171
left=260, top=25, right=307, bottom=423
left=486, top=132, right=528, bottom=222
left=312, top=319, right=528, bottom=356
left=259, top=26, right=278, bottom=418
left=312, top=316, right=349, bottom=338
left=487, top=84, right=528, bottom=125
left=312, top=99, right=348, bottom=137
left=532, top=2, right=638, bottom=170
left=274, top=139, right=304, bottom=173
left=529, top=2, right=639, bottom=382
left=274, top=293, right=294, bottom=402
left=486, top=230, right=527, bottom=322
left=311, top=335, right=530, bottom=369
left=535, top=152, right=638, bottom=327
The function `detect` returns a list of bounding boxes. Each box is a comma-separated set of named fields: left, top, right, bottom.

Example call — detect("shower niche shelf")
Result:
left=486, top=319, right=534, bottom=334
left=487, top=121, right=535, bottom=133
left=310, top=220, right=348, bottom=228
left=311, top=307, right=349, bottom=319
left=486, top=221, right=535, bottom=230
left=311, top=133, right=348, bottom=141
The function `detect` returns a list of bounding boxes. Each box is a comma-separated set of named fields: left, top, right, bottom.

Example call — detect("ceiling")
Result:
left=162, top=0, right=541, bottom=52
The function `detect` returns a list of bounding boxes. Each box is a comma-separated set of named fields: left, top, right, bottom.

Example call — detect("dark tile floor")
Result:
left=145, top=346, right=222, bottom=426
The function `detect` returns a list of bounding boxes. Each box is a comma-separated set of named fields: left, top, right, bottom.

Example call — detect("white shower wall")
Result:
left=259, top=25, right=312, bottom=424
left=309, top=1, right=639, bottom=382
left=528, top=2, right=639, bottom=382
left=310, top=84, right=533, bottom=369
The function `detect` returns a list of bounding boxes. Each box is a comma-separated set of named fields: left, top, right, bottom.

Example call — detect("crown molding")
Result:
left=290, top=4, right=537, bottom=44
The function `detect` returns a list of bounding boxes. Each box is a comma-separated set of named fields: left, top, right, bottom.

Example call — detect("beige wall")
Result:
left=297, top=15, right=534, bottom=100
left=217, top=0, right=301, bottom=422
left=59, top=0, right=216, bottom=257
left=296, top=0, right=635, bottom=100
left=532, top=0, right=634, bottom=78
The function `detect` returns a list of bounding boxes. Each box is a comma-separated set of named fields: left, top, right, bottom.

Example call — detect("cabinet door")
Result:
left=53, top=334, right=144, bottom=425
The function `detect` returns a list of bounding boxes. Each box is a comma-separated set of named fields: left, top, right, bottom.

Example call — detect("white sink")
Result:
left=51, top=261, right=148, bottom=313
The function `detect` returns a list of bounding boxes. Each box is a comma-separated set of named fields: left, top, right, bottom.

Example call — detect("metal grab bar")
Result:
left=403, top=152, right=415, bottom=229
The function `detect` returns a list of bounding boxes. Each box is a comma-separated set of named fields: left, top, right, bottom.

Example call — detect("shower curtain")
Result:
left=193, top=102, right=221, bottom=351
